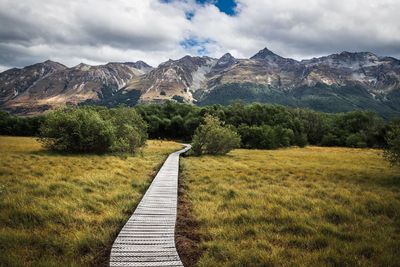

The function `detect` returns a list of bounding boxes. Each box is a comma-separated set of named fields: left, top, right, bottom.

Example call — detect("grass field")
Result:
left=0, top=136, right=181, bottom=266
left=181, top=147, right=400, bottom=266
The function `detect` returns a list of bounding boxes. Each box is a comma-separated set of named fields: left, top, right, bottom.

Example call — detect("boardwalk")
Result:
left=109, top=144, right=191, bottom=267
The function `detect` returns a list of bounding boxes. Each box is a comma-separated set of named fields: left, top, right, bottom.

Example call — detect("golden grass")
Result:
left=181, top=147, right=400, bottom=266
left=0, top=136, right=181, bottom=266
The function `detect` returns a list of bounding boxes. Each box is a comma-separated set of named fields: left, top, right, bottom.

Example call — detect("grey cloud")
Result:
left=0, top=43, right=48, bottom=67
left=0, top=0, right=192, bottom=69
left=0, top=0, right=399, bottom=71
left=189, top=0, right=400, bottom=59
left=234, top=0, right=400, bottom=58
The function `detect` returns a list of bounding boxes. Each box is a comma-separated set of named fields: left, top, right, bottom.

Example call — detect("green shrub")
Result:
left=238, top=125, right=276, bottom=149
left=39, top=108, right=114, bottom=153
left=321, top=133, right=340, bottom=146
left=294, top=132, right=308, bottom=148
left=39, top=107, right=147, bottom=153
left=384, top=122, right=400, bottom=166
left=192, top=115, right=240, bottom=155
left=275, top=126, right=295, bottom=147
left=100, top=107, right=148, bottom=153
left=238, top=124, right=294, bottom=149
left=345, top=133, right=367, bottom=148
left=0, top=111, right=44, bottom=136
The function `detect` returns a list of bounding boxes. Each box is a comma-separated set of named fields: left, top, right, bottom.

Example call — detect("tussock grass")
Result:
left=0, top=136, right=181, bottom=266
left=182, top=147, right=400, bottom=266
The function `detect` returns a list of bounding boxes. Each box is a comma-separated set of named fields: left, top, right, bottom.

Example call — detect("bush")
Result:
left=238, top=125, right=294, bottom=149
left=294, top=132, right=308, bottom=148
left=275, top=126, right=295, bottom=147
left=384, top=122, right=400, bottom=166
left=345, top=133, right=367, bottom=148
left=0, top=111, right=44, bottom=136
left=321, top=133, right=340, bottom=146
left=239, top=125, right=276, bottom=149
left=192, top=115, right=240, bottom=155
left=39, top=107, right=147, bottom=153
left=101, top=107, right=148, bottom=153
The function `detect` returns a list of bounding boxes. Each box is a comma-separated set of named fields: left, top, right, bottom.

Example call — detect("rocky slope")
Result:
left=0, top=60, right=67, bottom=105
left=1, top=48, right=400, bottom=117
left=196, top=49, right=400, bottom=117
left=1, top=61, right=152, bottom=114
left=123, top=55, right=216, bottom=104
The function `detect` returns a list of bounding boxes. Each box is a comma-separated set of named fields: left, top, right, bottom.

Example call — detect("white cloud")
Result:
left=0, top=0, right=399, bottom=70
left=0, top=64, right=9, bottom=72
left=190, top=0, right=400, bottom=59
left=0, top=0, right=194, bottom=68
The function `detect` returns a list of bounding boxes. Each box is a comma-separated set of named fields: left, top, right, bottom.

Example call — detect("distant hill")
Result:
left=1, top=47, right=400, bottom=118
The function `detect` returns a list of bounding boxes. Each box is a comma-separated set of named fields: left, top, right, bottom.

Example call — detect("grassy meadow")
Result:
left=181, top=147, right=400, bottom=266
left=0, top=136, right=181, bottom=266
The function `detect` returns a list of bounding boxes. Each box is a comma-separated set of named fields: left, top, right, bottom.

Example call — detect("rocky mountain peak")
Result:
left=210, top=53, right=237, bottom=74
left=303, top=51, right=382, bottom=69
left=1, top=47, right=400, bottom=117
left=74, top=63, right=91, bottom=71
left=217, top=53, right=235, bottom=65
left=43, top=59, right=59, bottom=65
left=106, top=61, right=153, bottom=73
left=160, top=55, right=212, bottom=70
left=250, top=47, right=281, bottom=60
left=336, top=51, right=379, bottom=61
left=220, top=52, right=234, bottom=59
left=176, top=55, right=211, bottom=67
left=28, top=60, right=67, bottom=71
left=133, top=60, right=152, bottom=70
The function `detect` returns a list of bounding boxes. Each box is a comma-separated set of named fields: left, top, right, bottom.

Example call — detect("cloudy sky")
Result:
left=1, top=0, right=399, bottom=72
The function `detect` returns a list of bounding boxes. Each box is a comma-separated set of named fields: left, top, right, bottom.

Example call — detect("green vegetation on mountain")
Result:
left=195, top=83, right=295, bottom=107
left=197, top=83, right=400, bottom=119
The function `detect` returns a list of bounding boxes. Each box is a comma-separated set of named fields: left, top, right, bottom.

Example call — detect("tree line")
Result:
left=0, top=107, right=147, bottom=154
left=0, top=102, right=399, bottom=161
left=136, top=102, right=391, bottom=149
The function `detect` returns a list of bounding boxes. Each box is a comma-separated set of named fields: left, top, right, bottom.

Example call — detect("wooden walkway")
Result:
left=109, top=144, right=191, bottom=267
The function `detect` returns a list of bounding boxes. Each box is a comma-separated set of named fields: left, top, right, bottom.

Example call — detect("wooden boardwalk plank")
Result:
left=109, top=144, right=190, bottom=267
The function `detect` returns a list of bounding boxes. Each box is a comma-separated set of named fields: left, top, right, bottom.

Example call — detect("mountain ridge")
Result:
left=1, top=48, right=400, bottom=118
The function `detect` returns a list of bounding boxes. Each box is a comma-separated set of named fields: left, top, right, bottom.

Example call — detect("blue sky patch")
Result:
left=180, top=37, right=215, bottom=55
left=196, top=0, right=237, bottom=15
left=160, top=0, right=237, bottom=16
left=185, top=10, right=195, bottom=20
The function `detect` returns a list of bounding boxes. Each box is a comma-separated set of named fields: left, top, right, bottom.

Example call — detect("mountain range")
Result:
left=1, top=47, right=400, bottom=118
